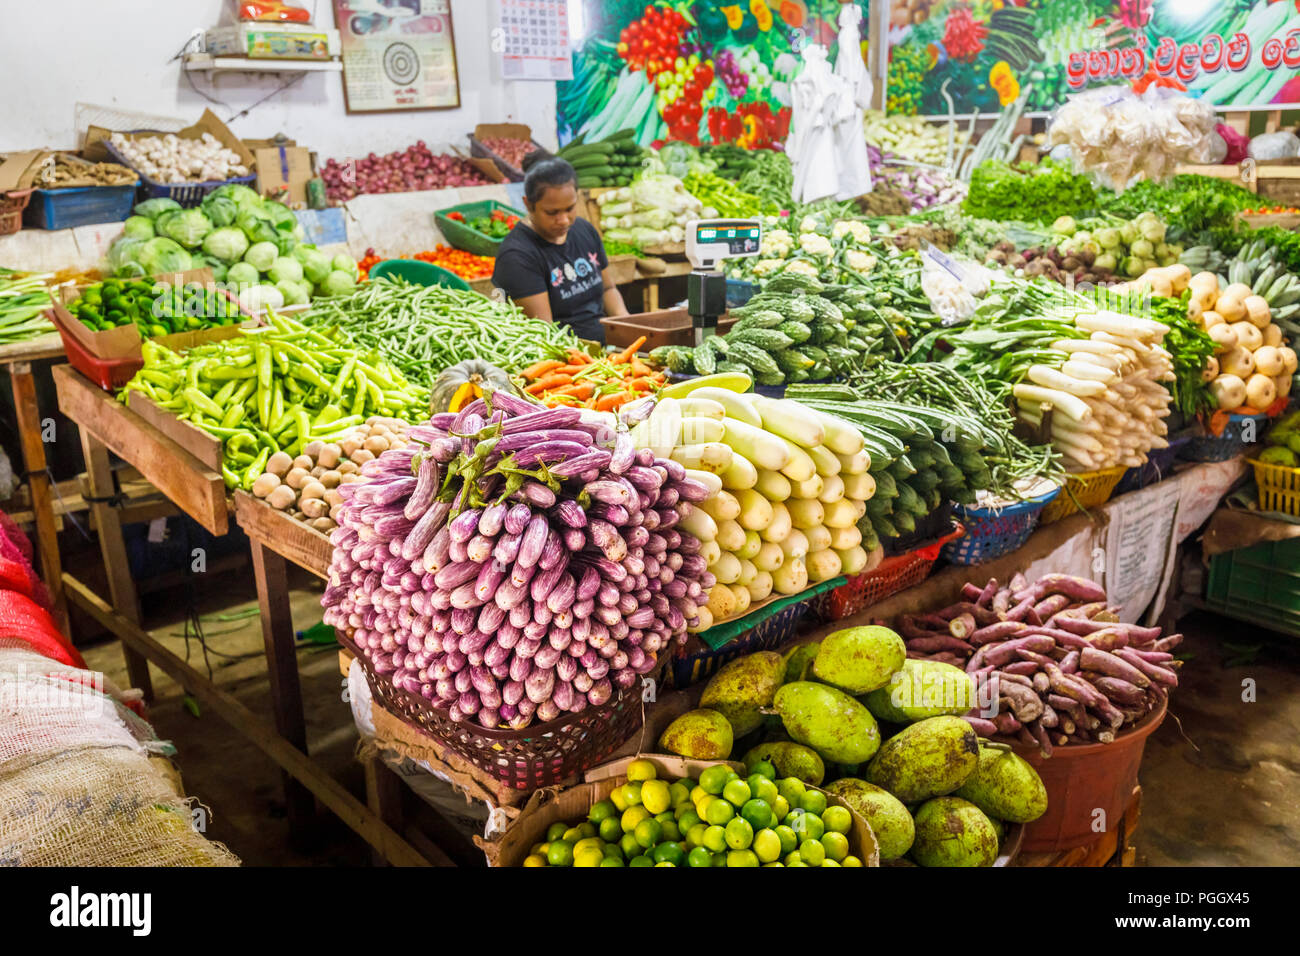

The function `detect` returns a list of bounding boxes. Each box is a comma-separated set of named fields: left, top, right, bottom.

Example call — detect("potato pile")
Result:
left=250, top=417, right=410, bottom=533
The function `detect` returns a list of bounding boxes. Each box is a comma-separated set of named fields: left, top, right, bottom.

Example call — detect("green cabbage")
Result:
left=203, top=255, right=229, bottom=283
left=201, top=194, right=237, bottom=228
left=237, top=199, right=299, bottom=253
left=276, top=279, right=310, bottom=306
left=330, top=254, right=358, bottom=278
left=207, top=183, right=260, bottom=210
left=320, top=270, right=357, bottom=297
left=107, top=237, right=148, bottom=277
left=226, top=262, right=259, bottom=287
left=301, top=250, right=332, bottom=285
left=202, top=226, right=250, bottom=263
left=237, top=284, right=285, bottom=314
left=133, top=197, right=182, bottom=219
left=157, top=208, right=213, bottom=249
left=243, top=241, right=279, bottom=273
left=138, top=238, right=193, bottom=276
left=123, top=215, right=156, bottom=240
left=291, top=243, right=318, bottom=265
left=269, top=256, right=304, bottom=284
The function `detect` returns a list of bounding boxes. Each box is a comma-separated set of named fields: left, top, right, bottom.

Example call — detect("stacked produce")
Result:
left=250, top=418, right=410, bottom=534
left=902, top=573, right=1179, bottom=753
left=1258, top=408, right=1300, bottom=468
left=682, top=169, right=774, bottom=219
left=638, top=383, right=874, bottom=630
left=320, top=393, right=714, bottom=729
left=555, top=130, right=645, bottom=189
left=963, top=159, right=1095, bottom=225
left=729, top=217, right=882, bottom=291
left=518, top=338, right=666, bottom=411
left=520, top=758, right=867, bottom=867
left=0, top=270, right=54, bottom=345
left=862, top=111, right=969, bottom=166
left=1182, top=237, right=1300, bottom=345
left=321, top=143, right=491, bottom=202
left=107, top=132, right=248, bottom=184
left=1095, top=174, right=1258, bottom=244
left=355, top=245, right=495, bottom=282
left=867, top=148, right=965, bottom=212
left=445, top=207, right=519, bottom=239
left=35, top=154, right=137, bottom=187
left=700, top=146, right=793, bottom=212
left=479, top=136, right=537, bottom=171
left=596, top=174, right=702, bottom=250
left=657, top=626, right=1047, bottom=865
left=119, top=313, right=428, bottom=490
left=66, top=278, right=244, bottom=335
left=297, top=278, right=579, bottom=387
left=985, top=213, right=1178, bottom=286
left=1143, top=292, right=1217, bottom=420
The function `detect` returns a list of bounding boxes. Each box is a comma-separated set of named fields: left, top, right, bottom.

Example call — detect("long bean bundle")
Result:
left=299, top=277, right=580, bottom=385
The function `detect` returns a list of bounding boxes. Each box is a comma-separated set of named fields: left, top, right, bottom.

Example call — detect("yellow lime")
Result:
left=842, top=855, right=863, bottom=867
left=621, top=805, right=651, bottom=832
left=609, top=787, right=629, bottom=812
left=599, top=856, right=624, bottom=866
left=523, top=853, right=547, bottom=867
left=690, top=785, right=709, bottom=806
left=529, top=842, right=546, bottom=855
left=774, top=824, right=798, bottom=854
left=622, top=781, right=644, bottom=807
left=574, top=846, right=604, bottom=867
left=722, top=778, right=752, bottom=807
left=772, top=795, right=790, bottom=820
left=703, top=824, right=728, bottom=853
left=603, top=841, right=623, bottom=859
left=822, top=805, right=852, bottom=834
left=576, top=822, right=596, bottom=839
left=546, top=841, right=574, bottom=867
left=762, top=861, right=784, bottom=867
left=821, top=858, right=841, bottom=867
left=654, top=861, right=676, bottom=867
left=699, top=765, right=732, bottom=795
left=799, top=790, right=827, bottom=815
left=725, top=816, right=754, bottom=849
left=727, top=849, right=759, bottom=868
left=753, top=828, right=782, bottom=863
left=749, top=775, right=780, bottom=805
left=562, top=826, right=583, bottom=843
left=704, top=797, right=735, bottom=826
left=686, top=822, right=709, bottom=847
left=821, top=831, right=850, bottom=862
left=625, top=759, right=657, bottom=782
left=669, top=781, right=692, bottom=807
left=588, top=799, right=617, bottom=824
left=574, top=837, right=603, bottom=857
left=778, top=777, right=806, bottom=804
left=799, top=839, right=826, bottom=867
left=784, top=850, right=803, bottom=866
left=641, top=780, right=672, bottom=815
left=634, top=818, right=663, bottom=848
left=620, top=833, right=641, bottom=859
left=678, top=810, right=702, bottom=833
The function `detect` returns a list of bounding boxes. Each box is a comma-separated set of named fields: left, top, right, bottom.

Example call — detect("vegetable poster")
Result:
left=887, top=0, right=1300, bottom=117
left=558, top=1, right=872, bottom=148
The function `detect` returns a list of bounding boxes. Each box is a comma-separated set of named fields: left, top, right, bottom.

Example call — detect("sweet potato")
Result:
left=1047, top=693, right=1083, bottom=719
left=1054, top=616, right=1161, bottom=642
left=907, top=634, right=974, bottom=654
left=977, top=578, right=999, bottom=607
left=1079, top=645, right=1150, bottom=687
left=1023, top=573, right=1106, bottom=604
left=996, top=671, right=1034, bottom=688
left=1032, top=671, right=1051, bottom=695
left=1151, top=634, right=1183, bottom=652
left=1039, top=702, right=1059, bottom=728
left=963, top=714, right=999, bottom=736
left=1000, top=681, right=1044, bottom=723
left=1114, top=648, right=1179, bottom=686
left=1090, top=695, right=1126, bottom=729
left=898, top=616, right=945, bottom=640
left=992, top=711, right=1022, bottom=735
left=968, top=620, right=1027, bottom=645
left=992, top=588, right=1012, bottom=618
left=1084, top=628, right=1127, bottom=651
left=1033, top=593, right=1072, bottom=620
left=1085, top=674, right=1146, bottom=706
left=1022, top=625, right=1091, bottom=648
left=961, top=582, right=984, bottom=603
left=937, top=601, right=998, bottom=626
left=1006, top=596, right=1036, bottom=622
left=1002, top=660, right=1039, bottom=676
left=949, top=612, right=977, bottom=640
left=985, top=635, right=1055, bottom=666
left=1009, top=572, right=1028, bottom=592
left=1125, top=648, right=1174, bottom=663
left=1033, top=720, right=1054, bottom=757
left=1060, top=649, right=1079, bottom=674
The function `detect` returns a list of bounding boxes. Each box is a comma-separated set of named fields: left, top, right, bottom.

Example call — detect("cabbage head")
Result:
left=123, top=215, right=156, bottom=240
left=269, top=256, right=304, bottom=284
left=331, top=254, right=359, bottom=278
left=301, top=250, right=332, bottom=285
left=203, top=255, right=229, bottom=283
left=133, top=197, right=182, bottom=219
left=237, top=284, right=285, bottom=314
left=243, top=241, right=279, bottom=273
left=276, top=279, right=310, bottom=306
left=157, top=208, right=214, bottom=249
left=226, top=262, right=260, bottom=287
left=202, top=226, right=250, bottom=263
left=320, top=270, right=357, bottom=297
left=137, top=238, right=193, bottom=276
left=107, top=236, right=148, bottom=277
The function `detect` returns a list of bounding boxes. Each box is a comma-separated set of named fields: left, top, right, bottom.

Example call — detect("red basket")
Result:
left=814, top=524, right=965, bottom=621
left=47, top=307, right=142, bottom=390
left=1, top=189, right=33, bottom=236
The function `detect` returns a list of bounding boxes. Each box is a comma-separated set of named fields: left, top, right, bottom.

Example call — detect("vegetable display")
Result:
left=556, top=129, right=646, bottom=189
left=66, top=278, right=243, bottom=336
left=320, top=392, right=714, bottom=729
left=120, top=312, right=428, bottom=490
left=519, top=338, right=667, bottom=411
left=355, top=245, right=495, bottom=282
left=596, top=174, right=702, bottom=250
left=0, top=270, right=54, bottom=345
left=904, top=572, right=1179, bottom=754
left=681, top=170, right=774, bottom=220
left=862, top=111, right=969, bottom=166
left=321, top=142, right=491, bottom=202
left=35, top=153, right=137, bottom=187
left=986, top=212, right=1179, bottom=285
left=1258, top=408, right=1300, bottom=468
left=478, top=136, right=537, bottom=171
left=963, top=159, right=1095, bottom=225
left=107, top=131, right=248, bottom=184
left=445, top=207, right=519, bottom=240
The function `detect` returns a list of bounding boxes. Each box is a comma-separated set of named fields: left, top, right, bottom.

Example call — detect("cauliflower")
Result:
left=799, top=215, right=821, bottom=234
left=833, top=220, right=872, bottom=243
left=845, top=250, right=876, bottom=275
left=752, top=258, right=788, bottom=277
left=785, top=260, right=821, bottom=278
left=799, top=233, right=834, bottom=256
left=761, top=229, right=794, bottom=258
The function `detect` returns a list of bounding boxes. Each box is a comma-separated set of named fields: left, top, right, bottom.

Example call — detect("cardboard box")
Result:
left=471, top=123, right=545, bottom=182
left=254, top=145, right=313, bottom=204
left=0, top=149, right=45, bottom=193
left=83, top=109, right=256, bottom=175
left=205, top=24, right=340, bottom=60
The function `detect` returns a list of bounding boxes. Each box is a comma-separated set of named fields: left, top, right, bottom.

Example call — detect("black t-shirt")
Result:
left=492, top=218, right=609, bottom=343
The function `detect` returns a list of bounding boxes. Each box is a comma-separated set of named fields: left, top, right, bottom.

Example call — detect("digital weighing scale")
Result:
left=684, top=218, right=763, bottom=346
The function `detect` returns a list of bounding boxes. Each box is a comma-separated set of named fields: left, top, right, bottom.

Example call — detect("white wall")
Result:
left=0, top=0, right=558, bottom=158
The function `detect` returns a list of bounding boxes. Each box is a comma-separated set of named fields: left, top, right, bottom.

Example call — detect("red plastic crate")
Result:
left=49, top=308, right=141, bottom=390
left=814, top=524, right=965, bottom=621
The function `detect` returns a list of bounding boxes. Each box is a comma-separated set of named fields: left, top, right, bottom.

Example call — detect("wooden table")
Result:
left=51, top=363, right=441, bottom=866
left=0, top=332, right=68, bottom=632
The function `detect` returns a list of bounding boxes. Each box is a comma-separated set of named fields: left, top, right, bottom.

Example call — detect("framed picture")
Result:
left=333, top=0, right=461, bottom=113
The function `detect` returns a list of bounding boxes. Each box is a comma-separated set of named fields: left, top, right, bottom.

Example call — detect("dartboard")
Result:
left=383, top=42, right=420, bottom=85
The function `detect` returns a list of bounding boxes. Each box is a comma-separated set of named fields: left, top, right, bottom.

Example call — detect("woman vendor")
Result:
left=492, top=156, right=629, bottom=343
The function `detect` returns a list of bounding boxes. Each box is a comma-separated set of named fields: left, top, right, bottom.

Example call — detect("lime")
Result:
left=822, top=805, right=852, bottom=835
left=620, top=833, right=641, bottom=859
left=574, top=846, right=604, bottom=867
left=784, top=850, right=804, bottom=866
left=577, top=822, right=597, bottom=839
left=712, top=852, right=729, bottom=867
left=610, top=787, right=630, bottom=812
left=740, top=798, right=774, bottom=830
left=562, top=826, right=583, bottom=843
left=628, top=855, right=654, bottom=867
left=523, top=853, right=547, bottom=867
left=821, top=858, right=841, bottom=867
left=669, top=781, right=692, bottom=807
left=727, top=849, right=759, bottom=868
left=659, top=819, right=682, bottom=842
left=785, top=809, right=824, bottom=841
left=634, top=818, right=663, bottom=848
left=799, top=790, right=827, bottom=815
left=753, top=828, right=782, bottom=863
left=799, top=839, right=826, bottom=867
left=588, top=799, right=617, bottom=825
left=774, top=824, right=798, bottom=854
left=821, top=831, right=850, bottom=862
left=574, top=837, right=603, bottom=856
left=598, top=817, right=623, bottom=842
left=641, top=779, right=672, bottom=815
left=625, top=758, right=657, bottom=782
left=678, top=810, right=702, bottom=833
left=762, top=861, right=784, bottom=867
left=654, top=810, right=675, bottom=826
left=622, top=781, right=644, bottom=807
left=749, top=775, right=780, bottom=805
left=688, top=846, right=713, bottom=867
left=750, top=759, right=777, bottom=780
left=546, top=841, right=574, bottom=867
left=546, top=821, right=567, bottom=842
left=772, top=795, right=790, bottom=820
left=529, top=842, right=546, bottom=856
left=704, top=798, right=735, bottom=826
left=654, top=861, right=676, bottom=867
left=842, top=855, right=863, bottom=867
left=699, top=765, right=732, bottom=795
left=722, top=778, right=752, bottom=807
left=690, top=785, right=708, bottom=806
left=686, top=823, right=709, bottom=847
left=702, top=824, right=728, bottom=853
left=621, top=805, right=651, bottom=833
left=602, top=841, right=623, bottom=859
left=652, top=841, right=686, bottom=866
left=600, top=856, right=624, bottom=866
left=725, top=816, right=754, bottom=850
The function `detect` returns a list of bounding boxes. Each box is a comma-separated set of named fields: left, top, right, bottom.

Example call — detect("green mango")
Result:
left=699, top=651, right=784, bottom=738
left=742, top=741, right=825, bottom=785
left=811, top=625, right=905, bottom=694
left=825, top=778, right=915, bottom=860
left=954, top=744, right=1049, bottom=823
left=865, top=715, right=980, bottom=803
left=910, top=796, right=999, bottom=867
left=864, top=659, right=977, bottom=724
left=774, top=681, right=880, bottom=765
left=781, top=641, right=819, bottom=683
left=658, top=709, right=733, bottom=760
left=1259, top=445, right=1298, bottom=468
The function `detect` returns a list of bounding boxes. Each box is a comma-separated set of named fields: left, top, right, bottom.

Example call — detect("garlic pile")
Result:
left=109, top=131, right=249, bottom=185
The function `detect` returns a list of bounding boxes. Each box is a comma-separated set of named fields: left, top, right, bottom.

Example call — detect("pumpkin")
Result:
left=430, top=360, right=513, bottom=414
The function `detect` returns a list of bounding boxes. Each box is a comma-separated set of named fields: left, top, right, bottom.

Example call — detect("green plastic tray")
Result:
left=434, top=199, right=526, bottom=257
left=367, top=259, right=471, bottom=291
left=1205, top=537, right=1300, bottom=637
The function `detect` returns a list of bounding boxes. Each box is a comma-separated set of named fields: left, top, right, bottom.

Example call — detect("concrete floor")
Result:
left=78, top=572, right=1300, bottom=867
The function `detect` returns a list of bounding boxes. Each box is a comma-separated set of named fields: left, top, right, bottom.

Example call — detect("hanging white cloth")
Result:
left=788, top=44, right=844, bottom=204
left=833, top=4, right=873, bottom=199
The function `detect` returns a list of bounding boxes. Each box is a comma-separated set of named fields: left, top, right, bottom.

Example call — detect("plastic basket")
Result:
left=1248, top=457, right=1300, bottom=517
left=25, top=183, right=136, bottom=230
left=1114, top=436, right=1190, bottom=495
left=1038, top=465, right=1127, bottom=525
left=103, top=139, right=256, bottom=208
left=815, top=524, right=965, bottom=621
left=726, top=278, right=758, bottom=308
left=1177, top=413, right=1269, bottom=463
left=671, top=598, right=813, bottom=689
left=337, top=628, right=658, bottom=791
left=434, top=199, right=526, bottom=257
left=1205, top=537, right=1300, bottom=637
left=1, top=189, right=33, bottom=237
left=943, top=487, right=1061, bottom=566
left=367, top=258, right=471, bottom=291
left=883, top=499, right=954, bottom=557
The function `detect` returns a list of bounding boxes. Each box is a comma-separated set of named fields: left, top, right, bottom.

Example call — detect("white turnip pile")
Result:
left=321, top=392, right=714, bottom=731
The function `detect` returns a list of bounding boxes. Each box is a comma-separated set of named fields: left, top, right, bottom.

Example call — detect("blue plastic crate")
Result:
left=104, top=138, right=256, bottom=208
left=943, top=488, right=1060, bottom=566
left=25, top=183, right=136, bottom=230
left=725, top=278, right=758, bottom=308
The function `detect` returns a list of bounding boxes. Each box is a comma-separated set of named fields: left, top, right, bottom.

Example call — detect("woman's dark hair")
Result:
left=523, top=156, right=577, bottom=203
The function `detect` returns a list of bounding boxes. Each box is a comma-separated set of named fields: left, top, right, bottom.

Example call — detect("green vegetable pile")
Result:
left=555, top=128, right=646, bottom=189
left=963, top=159, right=1095, bottom=225
left=68, top=278, right=243, bottom=336
left=297, top=277, right=580, bottom=386
left=683, top=170, right=776, bottom=219
left=1141, top=292, right=1217, bottom=420
left=700, top=146, right=794, bottom=212
left=1258, top=408, right=1300, bottom=469
left=1094, top=174, right=1258, bottom=246
left=120, top=312, right=428, bottom=490
left=0, top=269, right=54, bottom=345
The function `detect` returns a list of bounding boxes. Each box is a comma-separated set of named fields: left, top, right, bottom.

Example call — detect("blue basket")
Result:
left=25, top=183, right=136, bottom=230
left=670, top=600, right=812, bottom=688
left=1114, top=436, right=1190, bottom=495
left=942, top=486, right=1060, bottom=566
left=1177, top=413, right=1269, bottom=463
left=104, top=138, right=257, bottom=208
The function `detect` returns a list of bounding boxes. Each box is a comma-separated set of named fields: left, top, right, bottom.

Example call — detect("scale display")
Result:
left=686, top=218, right=763, bottom=268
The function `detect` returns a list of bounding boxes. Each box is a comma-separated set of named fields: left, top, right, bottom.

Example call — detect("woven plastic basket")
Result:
left=434, top=199, right=526, bottom=257
left=815, top=524, right=965, bottom=621
left=1114, top=436, right=1189, bottom=495
left=671, top=596, right=815, bottom=689
left=943, top=487, right=1061, bottom=566
left=1, top=189, right=33, bottom=236
left=1248, top=457, right=1300, bottom=517
left=1177, top=413, right=1269, bottom=463
left=1038, top=466, right=1127, bottom=525
left=104, top=139, right=256, bottom=208
left=338, top=629, right=658, bottom=791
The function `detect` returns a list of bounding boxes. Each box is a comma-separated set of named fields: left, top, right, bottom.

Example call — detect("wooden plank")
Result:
left=53, top=363, right=228, bottom=536
left=364, top=758, right=409, bottom=867
left=234, top=490, right=332, bottom=578
left=127, top=391, right=222, bottom=472
left=0, top=331, right=65, bottom=364
left=9, top=361, right=67, bottom=632
left=63, top=573, right=435, bottom=867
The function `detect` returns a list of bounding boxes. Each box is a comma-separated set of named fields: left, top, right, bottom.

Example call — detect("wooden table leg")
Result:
left=249, top=539, right=317, bottom=843
left=79, top=427, right=153, bottom=700
left=646, top=278, right=659, bottom=312
left=364, top=757, right=406, bottom=867
left=9, top=361, right=68, bottom=634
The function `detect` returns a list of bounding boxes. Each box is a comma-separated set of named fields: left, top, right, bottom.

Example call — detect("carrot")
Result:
left=566, top=348, right=593, bottom=365
left=521, top=359, right=565, bottom=380
left=596, top=391, right=635, bottom=412
left=550, top=382, right=595, bottom=400
left=630, top=358, right=652, bottom=377
left=552, top=364, right=591, bottom=376
left=525, top=373, right=573, bottom=395
left=627, top=377, right=656, bottom=391
left=611, top=336, right=648, bottom=365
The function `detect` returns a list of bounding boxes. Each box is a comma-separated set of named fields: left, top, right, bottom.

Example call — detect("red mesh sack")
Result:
left=0, top=589, right=84, bottom=668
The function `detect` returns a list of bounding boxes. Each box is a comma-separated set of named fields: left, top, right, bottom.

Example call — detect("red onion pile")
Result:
left=479, top=136, right=537, bottom=170
left=321, top=141, right=491, bottom=202
left=322, top=393, right=714, bottom=731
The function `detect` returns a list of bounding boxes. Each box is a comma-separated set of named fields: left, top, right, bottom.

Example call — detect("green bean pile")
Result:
left=297, top=277, right=580, bottom=385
